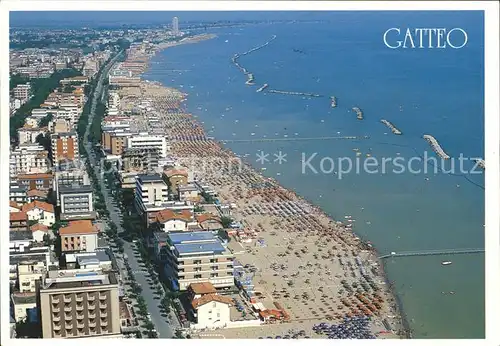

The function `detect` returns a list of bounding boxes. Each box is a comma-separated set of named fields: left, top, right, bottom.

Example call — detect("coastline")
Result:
left=129, top=35, right=409, bottom=338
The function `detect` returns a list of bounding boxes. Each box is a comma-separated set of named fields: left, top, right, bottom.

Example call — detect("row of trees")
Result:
left=10, top=68, right=81, bottom=143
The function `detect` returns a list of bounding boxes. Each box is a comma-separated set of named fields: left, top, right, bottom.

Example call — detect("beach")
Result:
left=118, top=35, right=409, bottom=338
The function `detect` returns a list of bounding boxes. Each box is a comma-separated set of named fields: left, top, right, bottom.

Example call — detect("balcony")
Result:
left=99, top=302, right=107, bottom=309
left=65, top=323, right=73, bottom=330
left=76, top=295, right=83, bottom=302
left=77, top=323, right=85, bottom=329
left=53, top=315, right=61, bottom=322
left=89, top=321, right=96, bottom=328
left=63, top=295, right=72, bottom=303
left=88, top=295, right=95, bottom=302
left=51, top=297, right=60, bottom=304
left=99, top=294, right=107, bottom=300
left=65, top=314, right=72, bottom=321
left=76, top=314, right=84, bottom=320
left=53, top=324, right=61, bottom=331
left=52, top=306, right=60, bottom=313
left=76, top=305, right=84, bottom=311
left=100, top=311, right=108, bottom=318
left=88, top=313, right=96, bottom=319
left=64, top=306, right=72, bottom=312
left=88, top=304, right=96, bottom=310
left=100, top=320, right=108, bottom=327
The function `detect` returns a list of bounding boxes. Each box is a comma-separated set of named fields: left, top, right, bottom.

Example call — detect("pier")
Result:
left=474, top=158, right=485, bottom=169
left=352, top=107, right=363, bottom=120
left=219, top=135, right=369, bottom=144
left=245, top=73, right=255, bottom=85
left=380, top=119, right=402, bottom=135
left=267, top=89, right=323, bottom=98
left=423, top=134, right=450, bottom=159
left=379, top=248, right=484, bottom=259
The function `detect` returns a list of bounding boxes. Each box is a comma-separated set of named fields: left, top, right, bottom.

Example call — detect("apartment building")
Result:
left=48, top=118, right=72, bottom=133
left=22, top=200, right=56, bottom=227
left=13, top=83, right=31, bottom=101
left=9, top=144, right=50, bottom=176
left=16, top=173, right=54, bottom=191
left=18, top=125, right=46, bottom=144
left=127, top=133, right=168, bottom=158
left=51, top=132, right=79, bottom=167
left=160, top=231, right=235, bottom=291
left=10, top=211, right=29, bottom=232
left=59, top=220, right=98, bottom=253
left=59, top=184, right=96, bottom=221
left=134, top=173, right=168, bottom=214
left=122, top=147, right=159, bottom=172
left=11, top=292, right=38, bottom=323
left=163, top=169, right=188, bottom=195
left=37, top=269, right=121, bottom=338
left=18, top=261, right=47, bottom=293
left=101, top=131, right=129, bottom=156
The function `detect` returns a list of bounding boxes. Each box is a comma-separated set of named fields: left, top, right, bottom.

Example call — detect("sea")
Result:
left=143, top=12, right=485, bottom=338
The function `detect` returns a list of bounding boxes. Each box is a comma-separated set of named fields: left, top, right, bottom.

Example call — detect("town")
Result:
left=8, top=17, right=403, bottom=340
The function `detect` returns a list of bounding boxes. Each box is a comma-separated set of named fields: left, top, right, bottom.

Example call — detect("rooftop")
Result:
left=10, top=211, right=28, bottom=222
left=175, top=241, right=226, bottom=255
left=137, top=173, right=163, bottom=183
left=192, top=294, right=233, bottom=309
left=189, top=282, right=217, bottom=295
left=59, top=220, right=98, bottom=236
left=168, top=231, right=216, bottom=244
left=59, top=184, right=93, bottom=194
left=156, top=209, right=193, bottom=223
left=16, top=173, right=53, bottom=180
left=11, top=292, right=37, bottom=305
left=10, top=230, right=33, bottom=242
left=22, top=200, right=54, bottom=213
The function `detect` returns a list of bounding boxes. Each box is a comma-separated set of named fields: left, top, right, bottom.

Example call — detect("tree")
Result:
left=220, top=216, right=233, bottom=228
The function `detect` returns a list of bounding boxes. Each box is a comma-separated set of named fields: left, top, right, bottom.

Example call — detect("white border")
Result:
left=1, top=1, right=498, bottom=346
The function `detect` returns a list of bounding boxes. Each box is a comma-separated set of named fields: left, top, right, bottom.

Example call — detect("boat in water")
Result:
left=441, top=261, right=452, bottom=266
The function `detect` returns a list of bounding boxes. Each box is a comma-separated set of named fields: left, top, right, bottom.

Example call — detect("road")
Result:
left=81, top=50, right=178, bottom=338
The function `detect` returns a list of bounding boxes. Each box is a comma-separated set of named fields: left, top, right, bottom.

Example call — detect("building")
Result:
left=122, top=147, right=159, bottom=172
left=11, top=292, right=38, bottom=322
left=195, top=214, right=224, bottom=231
left=134, top=174, right=169, bottom=224
left=13, top=83, right=31, bottom=101
left=18, top=261, right=47, bottom=293
left=37, top=269, right=121, bottom=338
left=155, top=209, right=196, bottom=233
left=54, top=169, right=90, bottom=204
left=31, top=223, right=51, bottom=243
left=18, top=125, right=47, bottom=144
left=59, top=220, right=99, bottom=253
left=51, top=132, right=79, bottom=168
left=16, top=173, right=54, bottom=191
left=172, top=16, right=180, bottom=36
left=127, top=134, right=168, bottom=158
left=22, top=201, right=56, bottom=227
left=10, top=211, right=29, bottom=232
left=59, top=184, right=96, bottom=221
left=188, top=282, right=233, bottom=330
left=101, top=131, right=129, bottom=156
left=163, top=169, right=188, bottom=195
left=178, top=184, right=200, bottom=202
left=9, top=144, right=50, bottom=176
left=10, top=181, right=28, bottom=203
left=161, top=231, right=235, bottom=291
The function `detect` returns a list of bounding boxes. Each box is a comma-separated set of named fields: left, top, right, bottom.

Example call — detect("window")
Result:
left=194, top=274, right=202, bottom=279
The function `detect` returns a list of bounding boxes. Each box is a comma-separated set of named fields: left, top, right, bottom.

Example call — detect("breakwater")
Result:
left=256, top=83, right=269, bottom=92
left=267, top=89, right=323, bottom=98
left=352, top=107, right=364, bottom=120
left=423, top=134, right=450, bottom=159
left=231, top=35, right=277, bottom=85
left=380, top=119, right=402, bottom=135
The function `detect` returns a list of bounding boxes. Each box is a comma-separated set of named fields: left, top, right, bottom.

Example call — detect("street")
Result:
left=81, top=51, right=178, bottom=338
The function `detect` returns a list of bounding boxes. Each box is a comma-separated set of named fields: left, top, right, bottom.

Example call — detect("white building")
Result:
left=127, top=133, right=169, bottom=158
left=172, top=16, right=180, bottom=36
left=22, top=201, right=56, bottom=227
left=13, top=83, right=31, bottom=101
left=18, top=126, right=46, bottom=144
left=9, top=144, right=50, bottom=177
left=187, top=282, right=232, bottom=330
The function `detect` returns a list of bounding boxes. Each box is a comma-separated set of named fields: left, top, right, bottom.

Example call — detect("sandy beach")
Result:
left=117, top=36, right=409, bottom=339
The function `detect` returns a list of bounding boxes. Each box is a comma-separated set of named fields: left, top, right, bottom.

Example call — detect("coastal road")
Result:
left=82, top=51, right=178, bottom=338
